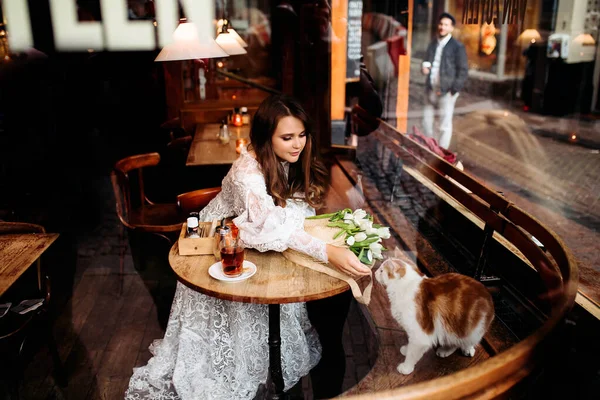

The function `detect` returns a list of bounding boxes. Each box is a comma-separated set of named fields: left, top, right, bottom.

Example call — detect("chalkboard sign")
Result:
left=346, top=0, right=363, bottom=82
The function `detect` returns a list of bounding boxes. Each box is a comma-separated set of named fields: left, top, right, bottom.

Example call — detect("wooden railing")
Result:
left=339, top=119, right=579, bottom=399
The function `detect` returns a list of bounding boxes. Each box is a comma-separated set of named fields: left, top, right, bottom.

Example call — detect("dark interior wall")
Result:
left=0, top=50, right=168, bottom=227
left=0, top=5, right=170, bottom=313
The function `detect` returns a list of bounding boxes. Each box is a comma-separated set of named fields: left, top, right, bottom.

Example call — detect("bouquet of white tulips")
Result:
left=307, top=208, right=390, bottom=265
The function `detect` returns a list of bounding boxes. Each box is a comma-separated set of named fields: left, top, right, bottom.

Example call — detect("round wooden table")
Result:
left=169, top=242, right=350, bottom=399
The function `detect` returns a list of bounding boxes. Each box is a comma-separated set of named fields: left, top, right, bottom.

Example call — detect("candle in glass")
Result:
left=236, top=138, right=248, bottom=154
left=232, top=112, right=243, bottom=127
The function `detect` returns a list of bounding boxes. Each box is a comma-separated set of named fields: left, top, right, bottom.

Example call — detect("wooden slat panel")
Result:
left=378, top=123, right=511, bottom=212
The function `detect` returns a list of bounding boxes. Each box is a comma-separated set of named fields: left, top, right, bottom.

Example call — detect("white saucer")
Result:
left=208, top=260, right=257, bottom=282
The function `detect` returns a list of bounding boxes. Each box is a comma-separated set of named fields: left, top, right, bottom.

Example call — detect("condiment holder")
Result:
left=178, top=219, right=220, bottom=255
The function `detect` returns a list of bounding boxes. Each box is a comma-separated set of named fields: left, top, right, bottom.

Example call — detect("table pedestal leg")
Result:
left=268, top=304, right=285, bottom=399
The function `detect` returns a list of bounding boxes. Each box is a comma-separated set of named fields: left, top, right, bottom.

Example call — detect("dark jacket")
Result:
left=425, top=37, right=468, bottom=94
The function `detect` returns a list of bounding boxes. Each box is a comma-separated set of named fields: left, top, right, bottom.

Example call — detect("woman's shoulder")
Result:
left=230, top=149, right=264, bottom=181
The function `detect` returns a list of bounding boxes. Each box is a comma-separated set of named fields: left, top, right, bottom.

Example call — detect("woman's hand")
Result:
left=326, top=244, right=371, bottom=276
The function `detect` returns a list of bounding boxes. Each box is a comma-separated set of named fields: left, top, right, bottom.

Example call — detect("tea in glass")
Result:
left=220, top=237, right=244, bottom=277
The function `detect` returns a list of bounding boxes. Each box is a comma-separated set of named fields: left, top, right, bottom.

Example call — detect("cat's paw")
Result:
left=462, top=346, right=475, bottom=357
left=400, top=345, right=407, bottom=356
left=436, top=347, right=457, bottom=358
left=397, top=362, right=414, bottom=375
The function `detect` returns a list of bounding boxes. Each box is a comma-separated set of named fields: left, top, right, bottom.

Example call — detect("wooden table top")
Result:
left=186, top=123, right=251, bottom=167
left=0, top=233, right=59, bottom=297
left=169, top=242, right=350, bottom=304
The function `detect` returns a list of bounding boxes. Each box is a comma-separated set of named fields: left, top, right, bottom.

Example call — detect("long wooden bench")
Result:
left=323, top=120, right=579, bottom=399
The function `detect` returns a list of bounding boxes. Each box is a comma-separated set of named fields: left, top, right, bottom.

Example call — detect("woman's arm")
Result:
left=233, top=177, right=370, bottom=276
left=234, top=187, right=326, bottom=260
left=326, top=244, right=371, bottom=276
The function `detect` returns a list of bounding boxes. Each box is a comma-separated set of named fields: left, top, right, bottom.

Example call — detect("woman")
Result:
left=125, top=94, right=370, bottom=399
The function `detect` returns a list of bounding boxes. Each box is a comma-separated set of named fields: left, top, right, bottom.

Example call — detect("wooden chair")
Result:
left=0, top=221, right=66, bottom=398
left=176, top=187, right=222, bottom=215
left=110, top=152, right=185, bottom=273
left=167, top=135, right=192, bottom=153
left=160, top=117, right=186, bottom=142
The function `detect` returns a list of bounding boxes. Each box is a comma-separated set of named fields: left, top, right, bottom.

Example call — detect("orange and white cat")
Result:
left=375, top=249, right=494, bottom=375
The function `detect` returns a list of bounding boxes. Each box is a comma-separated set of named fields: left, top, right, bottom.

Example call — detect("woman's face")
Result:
left=271, top=116, right=306, bottom=163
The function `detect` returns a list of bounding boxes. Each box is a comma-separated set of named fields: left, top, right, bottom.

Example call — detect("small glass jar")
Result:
left=218, top=123, right=230, bottom=144
left=187, top=217, right=200, bottom=238
left=240, top=107, right=250, bottom=125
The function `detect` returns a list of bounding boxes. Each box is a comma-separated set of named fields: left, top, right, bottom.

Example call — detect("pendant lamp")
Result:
left=155, top=21, right=228, bottom=62
left=517, top=29, right=542, bottom=45
left=215, top=19, right=247, bottom=55
left=216, top=19, right=248, bottom=48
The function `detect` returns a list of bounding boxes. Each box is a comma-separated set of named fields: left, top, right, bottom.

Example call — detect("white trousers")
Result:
left=422, top=90, right=459, bottom=149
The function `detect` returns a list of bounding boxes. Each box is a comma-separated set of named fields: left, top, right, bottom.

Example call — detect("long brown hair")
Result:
left=250, top=94, right=328, bottom=208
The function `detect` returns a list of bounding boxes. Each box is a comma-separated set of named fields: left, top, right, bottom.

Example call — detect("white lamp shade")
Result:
left=227, top=28, right=248, bottom=48
left=215, top=32, right=247, bottom=55
left=518, top=29, right=542, bottom=44
left=216, top=19, right=248, bottom=48
left=574, top=34, right=595, bottom=45
left=155, top=22, right=228, bottom=61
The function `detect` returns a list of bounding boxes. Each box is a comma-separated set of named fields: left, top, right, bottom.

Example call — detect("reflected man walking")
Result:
left=421, top=12, right=468, bottom=149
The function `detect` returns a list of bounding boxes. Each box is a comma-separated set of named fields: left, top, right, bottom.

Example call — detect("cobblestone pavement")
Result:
left=381, top=63, right=600, bottom=305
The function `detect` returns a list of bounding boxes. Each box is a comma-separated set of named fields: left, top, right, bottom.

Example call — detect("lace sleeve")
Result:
left=232, top=176, right=328, bottom=263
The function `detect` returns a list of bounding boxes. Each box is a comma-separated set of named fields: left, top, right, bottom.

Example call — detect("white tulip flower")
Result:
left=353, top=209, right=367, bottom=220
left=366, top=227, right=378, bottom=235
left=377, top=227, right=391, bottom=239
left=369, top=242, right=383, bottom=259
left=343, top=213, right=354, bottom=221
left=354, top=232, right=367, bottom=242
left=357, top=219, right=372, bottom=231
left=346, top=236, right=355, bottom=246
left=369, top=242, right=383, bottom=251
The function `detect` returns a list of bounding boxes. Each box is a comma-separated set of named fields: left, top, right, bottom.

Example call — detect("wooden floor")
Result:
left=14, top=270, right=373, bottom=399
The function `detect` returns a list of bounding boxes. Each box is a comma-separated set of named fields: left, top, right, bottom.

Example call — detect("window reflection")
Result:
left=341, top=0, right=599, bottom=327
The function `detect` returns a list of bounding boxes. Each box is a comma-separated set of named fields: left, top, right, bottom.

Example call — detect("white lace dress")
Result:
left=125, top=149, right=328, bottom=400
